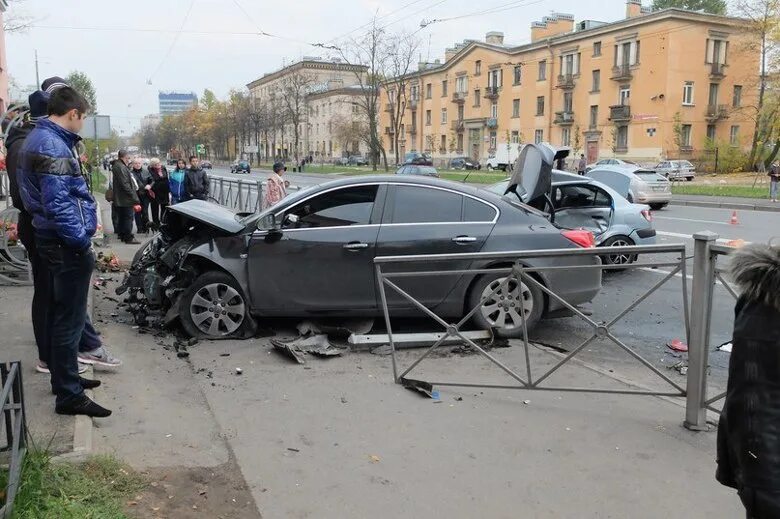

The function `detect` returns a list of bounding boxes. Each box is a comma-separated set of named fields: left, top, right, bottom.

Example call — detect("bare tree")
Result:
left=382, top=33, right=420, bottom=166
left=331, top=113, right=366, bottom=157
left=277, top=71, right=314, bottom=163
left=3, top=1, right=39, bottom=34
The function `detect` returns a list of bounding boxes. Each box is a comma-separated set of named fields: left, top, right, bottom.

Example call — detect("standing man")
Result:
left=769, top=161, right=780, bottom=203
left=186, top=155, right=209, bottom=201
left=577, top=154, right=587, bottom=176
left=112, top=150, right=140, bottom=244
left=17, top=86, right=110, bottom=417
left=130, top=157, right=152, bottom=234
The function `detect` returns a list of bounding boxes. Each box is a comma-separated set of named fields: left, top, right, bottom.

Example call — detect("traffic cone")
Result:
left=730, top=211, right=739, bottom=225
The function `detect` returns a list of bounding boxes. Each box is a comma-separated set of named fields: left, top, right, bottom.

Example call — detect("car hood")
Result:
left=167, top=200, right=246, bottom=234
left=505, top=143, right=569, bottom=205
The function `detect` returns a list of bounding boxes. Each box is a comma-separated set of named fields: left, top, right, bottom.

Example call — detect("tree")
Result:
left=3, top=1, right=37, bottom=34
left=331, top=114, right=366, bottom=155
left=66, top=71, right=97, bottom=113
left=652, top=0, right=727, bottom=14
left=277, top=71, right=314, bottom=163
left=381, top=32, right=420, bottom=166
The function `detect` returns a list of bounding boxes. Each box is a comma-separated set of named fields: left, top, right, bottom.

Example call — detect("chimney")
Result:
left=626, top=0, right=643, bottom=18
left=531, top=21, right=547, bottom=42
left=485, top=31, right=505, bottom=46
left=444, top=47, right=457, bottom=62
left=530, top=13, right=574, bottom=42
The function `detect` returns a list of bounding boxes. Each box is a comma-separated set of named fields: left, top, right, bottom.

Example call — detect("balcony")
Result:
left=486, top=118, right=499, bottom=129
left=557, top=74, right=575, bottom=90
left=451, top=119, right=465, bottom=132
left=610, top=64, right=633, bottom=81
left=554, top=111, right=575, bottom=125
left=609, top=104, right=631, bottom=122
left=710, top=62, right=726, bottom=80
left=484, top=86, right=500, bottom=100
left=408, top=126, right=417, bottom=136
left=451, top=91, right=467, bottom=104
left=706, top=104, right=729, bottom=121
left=408, top=98, right=418, bottom=110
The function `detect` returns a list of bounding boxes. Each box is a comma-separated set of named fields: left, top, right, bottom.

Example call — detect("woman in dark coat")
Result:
left=717, top=244, right=780, bottom=518
left=147, top=158, right=169, bottom=228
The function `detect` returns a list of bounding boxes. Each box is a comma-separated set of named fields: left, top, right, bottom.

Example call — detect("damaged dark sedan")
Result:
left=118, top=143, right=603, bottom=340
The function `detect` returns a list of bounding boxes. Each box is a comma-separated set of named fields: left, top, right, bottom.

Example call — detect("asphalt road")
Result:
left=209, top=165, right=779, bottom=389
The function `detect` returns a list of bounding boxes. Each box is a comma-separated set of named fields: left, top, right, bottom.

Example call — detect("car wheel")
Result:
left=468, top=273, right=544, bottom=338
left=649, top=203, right=666, bottom=210
left=600, top=236, right=636, bottom=266
left=487, top=165, right=494, bottom=171
left=686, top=176, right=694, bottom=182
left=180, top=271, right=251, bottom=339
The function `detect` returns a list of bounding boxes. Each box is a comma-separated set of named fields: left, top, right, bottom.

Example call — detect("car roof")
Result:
left=292, top=174, right=499, bottom=201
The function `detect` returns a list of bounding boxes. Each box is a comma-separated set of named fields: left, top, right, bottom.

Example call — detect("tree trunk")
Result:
left=748, top=32, right=768, bottom=170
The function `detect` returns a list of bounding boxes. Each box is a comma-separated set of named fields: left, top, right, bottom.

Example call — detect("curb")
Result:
left=670, top=199, right=780, bottom=213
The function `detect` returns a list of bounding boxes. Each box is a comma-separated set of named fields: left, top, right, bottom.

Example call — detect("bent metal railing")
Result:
left=374, top=243, right=691, bottom=398
left=0, top=361, right=27, bottom=519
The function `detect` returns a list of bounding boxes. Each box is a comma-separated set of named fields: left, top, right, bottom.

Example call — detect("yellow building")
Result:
left=380, top=2, right=759, bottom=168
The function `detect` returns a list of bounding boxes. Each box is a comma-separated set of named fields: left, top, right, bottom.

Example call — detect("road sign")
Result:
left=79, top=115, right=111, bottom=140
left=196, top=144, right=205, bottom=154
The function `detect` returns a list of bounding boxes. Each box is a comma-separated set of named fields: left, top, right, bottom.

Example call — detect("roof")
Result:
left=306, top=85, right=367, bottom=101
left=246, top=59, right=368, bottom=90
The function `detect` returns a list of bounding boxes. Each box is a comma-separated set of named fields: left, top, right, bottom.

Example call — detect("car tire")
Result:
left=649, top=203, right=667, bottom=210
left=468, top=272, right=544, bottom=338
left=686, top=176, right=694, bottom=182
left=600, top=236, right=636, bottom=267
left=180, top=271, right=253, bottom=339
left=487, top=165, right=494, bottom=171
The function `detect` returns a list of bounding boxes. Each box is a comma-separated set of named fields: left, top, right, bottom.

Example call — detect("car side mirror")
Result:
left=259, top=213, right=279, bottom=231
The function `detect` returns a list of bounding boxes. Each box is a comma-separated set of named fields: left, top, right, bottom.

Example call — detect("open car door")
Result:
left=551, top=182, right=614, bottom=239
left=504, top=143, right=570, bottom=211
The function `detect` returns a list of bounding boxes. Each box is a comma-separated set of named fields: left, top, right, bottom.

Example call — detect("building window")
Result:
left=488, top=69, right=502, bottom=88
left=593, top=41, right=602, bottom=57
left=561, top=53, right=579, bottom=76
left=475, top=60, right=482, bottom=75
left=709, top=82, right=720, bottom=106
left=681, top=124, right=692, bottom=147
left=589, top=105, right=599, bottom=129
left=425, top=110, right=432, bottom=126
left=561, top=127, right=571, bottom=147
left=411, top=85, right=419, bottom=100
left=441, top=108, right=448, bottom=124
left=619, top=86, right=630, bottom=105
left=707, top=39, right=728, bottom=64
left=491, top=102, right=498, bottom=118
left=536, top=96, right=545, bottom=116
left=733, top=85, right=742, bottom=107
left=440, top=134, right=447, bottom=152
left=474, top=89, right=481, bottom=107
left=456, top=76, right=468, bottom=92
left=513, top=65, right=522, bottom=85
left=730, top=125, right=740, bottom=146
left=442, top=80, right=448, bottom=97
left=511, top=130, right=520, bottom=144
left=534, top=129, right=544, bottom=144
left=489, top=131, right=497, bottom=150
left=616, top=125, right=628, bottom=150
left=592, top=70, right=600, bottom=92
left=683, top=82, right=695, bottom=105
left=457, top=104, right=464, bottom=120
left=538, top=60, right=547, bottom=81
left=563, top=92, right=573, bottom=113
left=426, top=83, right=432, bottom=99
left=512, top=99, right=520, bottom=118
left=706, top=124, right=716, bottom=142
left=614, top=40, right=640, bottom=67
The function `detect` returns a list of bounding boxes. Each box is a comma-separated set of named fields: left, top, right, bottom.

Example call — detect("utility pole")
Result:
left=34, top=50, right=40, bottom=87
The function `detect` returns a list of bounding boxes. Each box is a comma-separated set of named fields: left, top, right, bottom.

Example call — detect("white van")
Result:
left=485, top=144, right=524, bottom=171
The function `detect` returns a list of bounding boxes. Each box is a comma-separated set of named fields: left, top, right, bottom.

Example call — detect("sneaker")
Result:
left=51, top=377, right=102, bottom=395
left=55, top=394, right=112, bottom=418
left=78, top=347, right=122, bottom=369
left=36, top=361, right=88, bottom=374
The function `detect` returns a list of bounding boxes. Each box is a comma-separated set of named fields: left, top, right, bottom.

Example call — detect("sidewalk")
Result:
left=671, top=193, right=780, bottom=212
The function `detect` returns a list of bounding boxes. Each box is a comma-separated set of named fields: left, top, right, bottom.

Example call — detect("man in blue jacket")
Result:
left=17, top=86, right=111, bottom=417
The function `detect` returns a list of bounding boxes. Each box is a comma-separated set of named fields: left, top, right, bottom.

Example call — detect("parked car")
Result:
left=487, top=171, right=656, bottom=265
left=118, top=150, right=603, bottom=340
left=396, top=165, right=439, bottom=177
left=201, top=160, right=213, bottom=169
left=335, top=157, right=350, bottom=166
left=587, top=165, right=672, bottom=210
left=403, top=152, right=433, bottom=166
left=653, top=159, right=696, bottom=181
left=585, top=158, right=637, bottom=173
left=231, top=160, right=251, bottom=174
left=449, top=156, right=481, bottom=170
left=348, top=155, right=368, bottom=166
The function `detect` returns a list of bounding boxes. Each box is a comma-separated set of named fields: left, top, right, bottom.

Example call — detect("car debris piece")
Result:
left=400, top=377, right=436, bottom=399
left=235, top=368, right=243, bottom=375
left=297, top=318, right=374, bottom=338
left=272, top=340, right=306, bottom=364
left=667, top=339, right=688, bottom=353
left=370, top=344, right=393, bottom=356
left=271, top=335, right=342, bottom=365
left=718, top=342, right=733, bottom=353
left=349, top=330, right=493, bottom=349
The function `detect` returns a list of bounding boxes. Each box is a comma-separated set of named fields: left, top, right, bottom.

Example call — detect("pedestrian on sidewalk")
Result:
left=717, top=244, right=780, bottom=518
left=17, top=86, right=111, bottom=417
left=577, top=154, right=586, bottom=175
left=169, top=158, right=189, bottom=205
left=186, top=155, right=209, bottom=201
left=111, top=149, right=141, bottom=244
left=768, top=162, right=780, bottom=203
left=264, top=162, right=288, bottom=209
left=131, top=157, right=152, bottom=234
left=148, top=158, right=169, bottom=227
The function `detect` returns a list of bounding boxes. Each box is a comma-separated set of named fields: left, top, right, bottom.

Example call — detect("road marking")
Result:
left=638, top=267, right=728, bottom=286
left=656, top=230, right=751, bottom=245
left=655, top=215, right=730, bottom=226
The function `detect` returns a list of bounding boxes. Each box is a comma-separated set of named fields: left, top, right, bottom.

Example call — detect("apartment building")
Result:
left=247, top=58, right=367, bottom=160
left=307, top=86, right=370, bottom=159
left=380, top=2, right=758, bottom=166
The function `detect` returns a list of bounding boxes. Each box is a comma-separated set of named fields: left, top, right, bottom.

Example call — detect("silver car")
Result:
left=587, top=165, right=672, bottom=210
left=585, top=158, right=637, bottom=173
left=487, top=171, right=656, bottom=265
left=653, top=160, right=696, bottom=181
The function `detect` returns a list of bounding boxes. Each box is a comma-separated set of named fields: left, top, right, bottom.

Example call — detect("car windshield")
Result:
left=237, top=184, right=319, bottom=224
left=417, top=167, right=437, bottom=174
left=679, top=161, right=694, bottom=168
left=634, top=170, right=667, bottom=181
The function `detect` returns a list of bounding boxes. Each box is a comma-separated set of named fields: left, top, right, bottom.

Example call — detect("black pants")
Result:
left=149, top=198, right=169, bottom=226
left=740, top=487, right=780, bottom=519
left=135, top=193, right=151, bottom=233
left=35, top=238, right=94, bottom=405
left=116, top=206, right=135, bottom=242
left=111, top=203, right=119, bottom=232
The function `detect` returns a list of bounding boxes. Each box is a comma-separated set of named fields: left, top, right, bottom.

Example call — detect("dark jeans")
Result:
left=36, top=238, right=95, bottom=405
left=116, top=205, right=135, bottom=242
left=134, top=193, right=151, bottom=233
left=111, top=203, right=119, bottom=232
left=739, top=487, right=780, bottom=519
left=150, top=198, right=169, bottom=226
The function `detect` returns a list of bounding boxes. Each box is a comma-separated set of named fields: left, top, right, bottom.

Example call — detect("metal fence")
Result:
left=0, top=175, right=31, bottom=285
left=0, top=361, right=27, bottom=519
left=209, top=174, right=302, bottom=214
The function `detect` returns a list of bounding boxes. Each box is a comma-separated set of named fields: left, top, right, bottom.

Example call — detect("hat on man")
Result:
left=28, top=90, right=50, bottom=121
left=272, top=162, right=285, bottom=173
left=41, top=76, right=69, bottom=94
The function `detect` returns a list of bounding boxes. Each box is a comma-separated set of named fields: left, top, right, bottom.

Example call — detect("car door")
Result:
left=552, top=183, right=613, bottom=237
left=247, top=183, right=386, bottom=314
left=375, top=184, right=497, bottom=309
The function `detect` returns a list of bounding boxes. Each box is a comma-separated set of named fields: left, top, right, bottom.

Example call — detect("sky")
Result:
left=6, top=0, right=626, bottom=135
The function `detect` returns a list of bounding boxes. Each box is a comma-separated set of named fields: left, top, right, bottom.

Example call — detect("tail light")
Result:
left=641, top=209, right=653, bottom=222
left=562, top=229, right=596, bottom=248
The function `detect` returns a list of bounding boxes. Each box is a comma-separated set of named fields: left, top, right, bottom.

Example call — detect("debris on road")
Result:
left=235, top=368, right=243, bottom=375
left=369, top=455, right=381, bottom=464
left=718, top=342, right=733, bottom=353
left=297, top=318, right=374, bottom=338
left=400, top=377, right=435, bottom=398
left=271, top=335, right=343, bottom=364
left=668, top=360, right=688, bottom=375
left=370, top=344, right=393, bottom=356
left=667, top=339, right=689, bottom=353
left=287, top=448, right=300, bottom=453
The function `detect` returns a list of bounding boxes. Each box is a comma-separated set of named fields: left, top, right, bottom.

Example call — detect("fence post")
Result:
left=685, top=231, right=718, bottom=430
left=237, top=180, right=243, bottom=211
left=256, top=180, right=263, bottom=212
left=218, top=178, right=225, bottom=204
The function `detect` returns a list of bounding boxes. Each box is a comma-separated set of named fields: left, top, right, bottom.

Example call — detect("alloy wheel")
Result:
left=189, top=282, right=246, bottom=336
left=607, top=239, right=633, bottom=265
left=479, top=277, right=533, bottom=331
